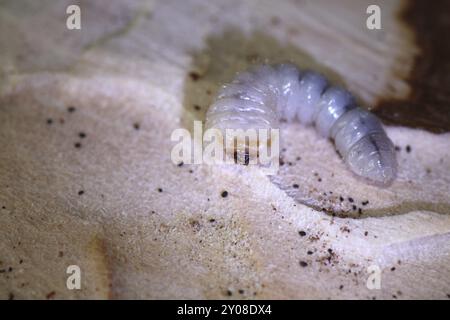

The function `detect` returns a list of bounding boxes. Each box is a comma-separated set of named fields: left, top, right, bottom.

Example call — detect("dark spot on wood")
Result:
left=67, top=106, right=76, bottom=113
left=79, top=132, right=86, bottom=138
left=226, top=290, right=233, bottom=296
left=8, top=293, right=14, bottom=300
left=292, top=183, right=299, bottom=189
left=339, top=196, right=344, bottom=202
left=299, top=261, right=308, bottom=267
left=307, top=250, right=313, bottom=255
left=133, top=122, right=140, bottom=130
left=46, top=118, right=53, bottom=125
left=364, top=231, right=369, bottom=236
left=221, top=191, right=228, bottom=198
left=390, top=267, right=396, bottom=271
left=362, top=200, right=369, bottom=206
left=74, top=142, right=81, bottom=149
left=406, top=145, right=411, bottom=153
left=348, top=197, right=354, bottom=203
left=339, top=285, right=344, bottom=290
left=298, top=230, right=306, bottom=237
left=193, top=105, right=201, bottom=111
left=78, top=190, right=84, bottom=196
left=58, top=251, right=64, bottom=258
left=189, top=219, right=201, bottom=232
left=395, top=146, right=401, bottom=152
left=238, top=289, right=244, bottom=294
left=189, top=72, right=201, bottom=81
left=157, top=188, right=163, bottom=193
left=177, top=161, right=184, bottom=167
left=46, top=291, right=56, bottom=299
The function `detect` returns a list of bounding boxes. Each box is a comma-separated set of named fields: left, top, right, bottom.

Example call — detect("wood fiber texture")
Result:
left=0, top=0, right=449, bottom=299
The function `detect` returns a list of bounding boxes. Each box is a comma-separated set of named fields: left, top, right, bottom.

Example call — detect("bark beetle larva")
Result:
left=205, top=63, right=397, bottom=186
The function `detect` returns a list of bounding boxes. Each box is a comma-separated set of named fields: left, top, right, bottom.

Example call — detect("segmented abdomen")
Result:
left=205, top=64, right=397, bottom=186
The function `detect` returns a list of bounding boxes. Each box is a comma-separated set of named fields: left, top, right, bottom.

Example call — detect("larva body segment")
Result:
left=295, top=71, right=328, bottom=125
left=331, top=108, right=397, bottom=184
left=205, top=63, right=397, bottom=186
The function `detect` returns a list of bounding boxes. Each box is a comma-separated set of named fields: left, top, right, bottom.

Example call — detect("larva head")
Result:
left=345, top=133, right=397, bottom=186
left=204, top=119, right=278, bottom=166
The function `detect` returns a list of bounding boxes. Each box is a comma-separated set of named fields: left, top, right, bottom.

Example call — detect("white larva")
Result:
left=205, top=63, right=397, bottom=186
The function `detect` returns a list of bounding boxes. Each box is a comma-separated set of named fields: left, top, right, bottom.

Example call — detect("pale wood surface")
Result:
left=0, top=0, right=449, bottom=299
